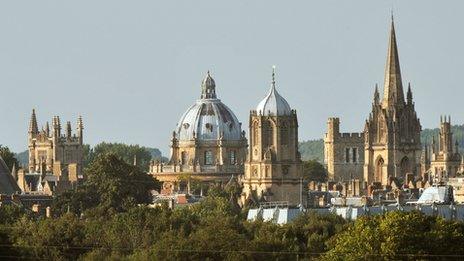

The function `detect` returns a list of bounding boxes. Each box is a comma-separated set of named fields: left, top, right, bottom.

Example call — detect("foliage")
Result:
left=322, top=211, right=464, bottom=260
left=303, top=160, right=328, bottom=182
left=0, top=145, right=19, bottom=172
left=84, top=142, right=159, bottom=171
left=52, top=153, right=161, bottom=215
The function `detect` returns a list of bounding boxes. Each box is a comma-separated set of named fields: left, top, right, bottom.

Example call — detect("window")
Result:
left=181, top=151, right=188, bottom=165
left=345, top=148, right=350, bottom=163
left=280, top=128, right=288, bottom=145
left=352, top=148, right=357, bottom=163
left=204, top=151, right=213, bottom=165
left=253, top=122, right=259, bottom=146
left=229, top=150, right=236, bottom=165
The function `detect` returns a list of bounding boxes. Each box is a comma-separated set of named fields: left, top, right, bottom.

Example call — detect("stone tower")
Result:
left=363, top=18, right=422, bottom=185
left=28, top=109, right=84, bottom=182
left=242, top=67, right=304, bottom=206
left=429, top=116, right=461, bottom=181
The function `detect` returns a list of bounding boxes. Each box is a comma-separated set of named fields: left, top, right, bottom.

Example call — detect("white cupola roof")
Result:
left=256, top=66, right=292, bottom=116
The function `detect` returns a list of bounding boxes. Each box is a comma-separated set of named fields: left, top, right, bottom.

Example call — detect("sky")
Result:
left=0, top=1, right=463, bottom=155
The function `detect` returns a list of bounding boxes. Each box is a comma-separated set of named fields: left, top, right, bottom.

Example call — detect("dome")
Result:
left=176, top=72, right=243, bottom=141
left=256, top=67, right=292, bottom=116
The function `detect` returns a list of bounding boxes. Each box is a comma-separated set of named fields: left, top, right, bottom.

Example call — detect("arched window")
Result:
left=280, top=127, right=288, bottom=146
left=253, top=121, right=259, bottom=146
left=181, top=151, right=188, bottom=165
left=264, top=121, right=274, bottom=148
left=376, top=157, right=384, bottom=182
left=204, top=151, right=213, bottom=165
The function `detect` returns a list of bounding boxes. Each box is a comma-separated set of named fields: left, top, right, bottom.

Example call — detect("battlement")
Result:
left=340, top=132, right=364, bottom=139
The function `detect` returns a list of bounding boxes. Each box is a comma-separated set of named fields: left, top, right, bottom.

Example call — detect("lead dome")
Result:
left=176, top=72, right=243, bottom=141
left=256, top=67, right=292, bottom=116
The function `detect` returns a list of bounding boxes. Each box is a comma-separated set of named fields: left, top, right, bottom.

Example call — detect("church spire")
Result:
left=382, top=16, right=405, bottom=108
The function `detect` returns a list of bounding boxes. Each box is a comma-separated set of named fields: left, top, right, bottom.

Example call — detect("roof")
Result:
left=256, top=67, right=292, bottom=116
left=0, top=156, right=20, bottom=195
left=176, top=73, right=243, bottom=141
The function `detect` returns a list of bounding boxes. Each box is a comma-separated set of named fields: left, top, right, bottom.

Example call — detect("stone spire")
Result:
left=382, top=16, right=405, bottom=108
left=200, top=71, right=217, bottom=99
left=374, top=83, right=380, bottom=105
left=29, top=109, right=39, bottom=134
left=407, top=82, right=413, bottom=105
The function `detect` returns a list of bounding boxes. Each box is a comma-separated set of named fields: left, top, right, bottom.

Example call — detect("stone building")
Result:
left=427, top=116, right=462, bottom=182
left=16, top=110, right=84, bottom=194
left=241, top=67, right=304, bottom=206
left=324, top=118, right=364, bottom=182
left=149, top=72, right=247, bottom=194
left=324, top=18, right=422, bottom=187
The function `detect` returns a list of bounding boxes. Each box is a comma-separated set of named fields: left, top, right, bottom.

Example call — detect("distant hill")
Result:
left=298, top=139, right=324, bottom=162
left=298, top=125, right=464, bottom=162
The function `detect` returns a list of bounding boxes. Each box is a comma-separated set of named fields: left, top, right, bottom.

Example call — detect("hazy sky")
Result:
left=0, top=1, right=463, bottom=155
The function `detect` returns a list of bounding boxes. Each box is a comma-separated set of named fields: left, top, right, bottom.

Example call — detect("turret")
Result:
left=52, top=116, right=61, bottom=138
left=28, top=109, right=39, bottom=137
left=77, top=115, right=84, bottom=144
left=66, top=121, right=72, bottom=138
left=326, top=118, right=340, bottom=141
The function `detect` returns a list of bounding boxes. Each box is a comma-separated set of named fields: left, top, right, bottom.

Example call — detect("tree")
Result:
left=302, top=160, right=327, bottom=182
left=322, top=211, right=464, bottom=260
left=84, top=142, right=158, bottom=171
left=0, top=145, right=19, bottom=171
left=53, top=153, right=161, bottom=214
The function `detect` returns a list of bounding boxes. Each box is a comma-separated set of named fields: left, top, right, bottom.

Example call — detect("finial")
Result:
left=271, top=65, right=276, bottom=89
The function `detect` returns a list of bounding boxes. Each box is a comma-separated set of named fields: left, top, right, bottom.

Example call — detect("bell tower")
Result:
left=242, top=67, right=304, bottom=206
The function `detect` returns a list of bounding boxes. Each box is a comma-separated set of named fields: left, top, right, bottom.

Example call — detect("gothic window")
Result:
left=376, top=157, right=384, bottom=182
left=400, top=157, right=410, bottom=178
left=181, top=151, right=188, bottom=165
left=345, top=148, right=350, bottom=163
left=204, top=151, right=213, bottom=165
left=352, top=148, right=357, bottom=163
left=265, top=121, right=274, bottom=148
left=229, top=150, right=236, bottom=165
left=280, top=126, right=288, bottom=146
left=253, top=122, right=259, bottom=146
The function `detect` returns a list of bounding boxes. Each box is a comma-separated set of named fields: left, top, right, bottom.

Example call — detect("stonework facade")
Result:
left=149, top=72, right=247, bottom=194
left=325, top=18, right=422, bottom=187
left=17, top=109, right=84, bottom=194
left=427, top=117, right=462, bottom=182
left=241, top=68, right=304, bottom=206
left=324, top=118, right=364, bottom=182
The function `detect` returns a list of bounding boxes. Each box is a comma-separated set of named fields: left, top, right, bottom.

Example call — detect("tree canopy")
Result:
left=0, top=145, right=19, bottom=172
left=303, top=160, right=328, bottom=182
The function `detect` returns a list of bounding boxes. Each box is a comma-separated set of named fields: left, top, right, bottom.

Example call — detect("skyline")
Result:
left=0, top=1, right=463, bottom=155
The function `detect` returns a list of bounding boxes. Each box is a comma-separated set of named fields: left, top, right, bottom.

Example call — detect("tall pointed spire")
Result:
left=29, top=109, right=39, bottom=134
left=382, top=15, right=405, bottom=108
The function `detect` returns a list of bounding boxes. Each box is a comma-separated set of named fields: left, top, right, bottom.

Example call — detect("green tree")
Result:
left=302, top=160, right=327, bottom=182
left=84, top=142, right=159, bottom=171
left=322, top=211, right=464, bottom=260
left=53, top=154, right=161, bottom=214
left=0, top=145, right=19, bottom=171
